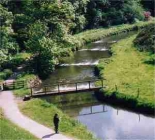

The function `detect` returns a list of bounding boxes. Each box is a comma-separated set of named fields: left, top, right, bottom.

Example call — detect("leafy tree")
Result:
left=25, top=21, right=56, bottom=78
left=86, top=0, right=144, bottom=28
left=67, top=0, right=90, bottom=33
left=0, top=4, right=19, bottom=70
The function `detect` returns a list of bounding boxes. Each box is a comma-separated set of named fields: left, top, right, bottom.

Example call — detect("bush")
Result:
left=134, top=22, right=155, bottom=52
left=0, top=69, right=13, bottom=80
left=1, top=53, right=31, bottom=70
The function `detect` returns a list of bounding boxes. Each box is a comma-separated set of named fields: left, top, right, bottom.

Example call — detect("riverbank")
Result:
left=0, top=108, right=38, bottom=140
left=95, top=34, right=155, bottom=115
left=74, top=20, right=155, bottom=49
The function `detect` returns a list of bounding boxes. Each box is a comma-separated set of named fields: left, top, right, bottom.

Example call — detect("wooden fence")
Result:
left=3, top=80, right=25, bottom=90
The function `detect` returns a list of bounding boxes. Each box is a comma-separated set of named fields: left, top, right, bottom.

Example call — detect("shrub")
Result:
left=144, top=11, right=151, bottom=20
left=134, top=22, right=155, bottom=52
left=1, top=53, right=31, bottom=70
left=0, top=69, right=13, bottom=80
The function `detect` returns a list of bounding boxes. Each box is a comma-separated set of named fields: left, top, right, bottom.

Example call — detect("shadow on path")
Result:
left=42, top=133, right=55, bottom=139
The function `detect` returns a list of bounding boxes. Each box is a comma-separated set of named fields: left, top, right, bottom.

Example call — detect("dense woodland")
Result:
left=0, top=0, right=154, bottom=79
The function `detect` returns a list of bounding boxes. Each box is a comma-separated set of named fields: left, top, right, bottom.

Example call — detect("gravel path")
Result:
left=0, top=91, right=73, bottom=140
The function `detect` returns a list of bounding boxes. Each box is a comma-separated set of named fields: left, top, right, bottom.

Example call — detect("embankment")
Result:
left=95, top=34, right=155, bottom=115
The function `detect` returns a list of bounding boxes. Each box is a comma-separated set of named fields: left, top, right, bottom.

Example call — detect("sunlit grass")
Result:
left=97, top=34, right=155, bottom=109
left=0, top=108, right=38, bottom=140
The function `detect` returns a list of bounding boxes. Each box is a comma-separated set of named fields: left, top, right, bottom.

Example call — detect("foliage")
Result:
left=1, top=53, right=31, bottom=70
left=86, top=0, right=144, bottom=28
left=0, top=4, right=19, bottom=70
left=0, top=69, right=13, bottom=81
left=19, top=99, right=97, bottom=140
left=0, top=108, right=38, bottom=140
left=68, top=0, right=90, bottom=33
left=144, top=11, right=151, bottom=20
left=96, top=35, right=155, bottom=113
left=0, top=1, right=153, bottom=78
left=134, top=23, right=155, bottom=53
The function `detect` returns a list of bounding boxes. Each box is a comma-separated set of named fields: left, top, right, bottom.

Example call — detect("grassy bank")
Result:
left=0, top=108, right=38, bottom=140
left=74, top=21, right=155, bottom=49
left=96, top=34, right=155, bottom=114
left=19, top=99, right=97, bottom=140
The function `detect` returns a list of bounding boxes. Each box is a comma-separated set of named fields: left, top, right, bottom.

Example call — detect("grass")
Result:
left=0, top=108, right=38, bottom=140
left=19, top=99, right=97, bottom=140
left=14, top=88, right=31, bottom=97
left=74, top=20, right=155, bottom=48
left=96, top=34, right=155, bottom=113
left=16, top=73, right=36, bottom=81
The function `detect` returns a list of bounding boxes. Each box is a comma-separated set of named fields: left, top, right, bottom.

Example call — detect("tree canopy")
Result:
left=0, top=0, right=153, bottom=78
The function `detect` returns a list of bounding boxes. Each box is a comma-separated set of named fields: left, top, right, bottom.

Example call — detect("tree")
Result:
left=86, top=0, right=144, bottom=28
left=0, top=4, right=19, bottom=70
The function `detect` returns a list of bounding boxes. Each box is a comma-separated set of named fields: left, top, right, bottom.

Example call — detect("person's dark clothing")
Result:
left=53, top=114, right=59, bottom=133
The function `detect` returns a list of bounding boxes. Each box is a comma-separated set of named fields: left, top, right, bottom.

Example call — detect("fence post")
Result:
left=115, top=85, right=117, bottom=91
left=137, top=88, right=140, bottom=98
left=13, top=81, right=15, bottom=89
left=23, top=80, right=25, bottom=88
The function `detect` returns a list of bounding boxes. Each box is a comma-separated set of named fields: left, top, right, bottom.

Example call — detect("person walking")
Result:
left=53, top=113, right=59, bottom=134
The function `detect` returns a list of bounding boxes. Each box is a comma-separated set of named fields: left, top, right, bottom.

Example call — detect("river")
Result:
left=42, top=32, right=155, bottom=140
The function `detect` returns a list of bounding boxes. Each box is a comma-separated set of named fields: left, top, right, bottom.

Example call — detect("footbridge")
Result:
left=30, top=79, right=104, bottom=98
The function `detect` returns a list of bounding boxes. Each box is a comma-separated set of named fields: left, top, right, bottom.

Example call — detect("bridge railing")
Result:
left=31, top=79, right=104, bottom=96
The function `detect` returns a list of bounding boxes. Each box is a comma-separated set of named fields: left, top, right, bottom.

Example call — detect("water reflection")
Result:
left=77, top=104, right=155, bottom=140
left=78, top=105, right=107, bottom=116
left=43, top=92, right=155, bottom=140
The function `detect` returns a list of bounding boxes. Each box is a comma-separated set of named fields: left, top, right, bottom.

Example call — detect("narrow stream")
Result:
left=42, top=32, right=155, bottom=140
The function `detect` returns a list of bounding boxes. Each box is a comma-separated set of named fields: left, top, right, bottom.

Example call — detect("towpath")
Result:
left=0, top=91, right=73, bottom=140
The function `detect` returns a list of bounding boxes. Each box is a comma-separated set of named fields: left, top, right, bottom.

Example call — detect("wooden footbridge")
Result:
left=30, top=79, right=104, bottom=98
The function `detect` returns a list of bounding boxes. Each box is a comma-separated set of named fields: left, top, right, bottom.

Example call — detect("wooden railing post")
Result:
left=30, top=88, right=33, bottom=97
left=45, top=86, right=47, bottom=94
left=89, top=81, right=90, bottom=89
left=76, top=83, right=77, bottom=91
left=58, top=84, right=60, bottom=93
